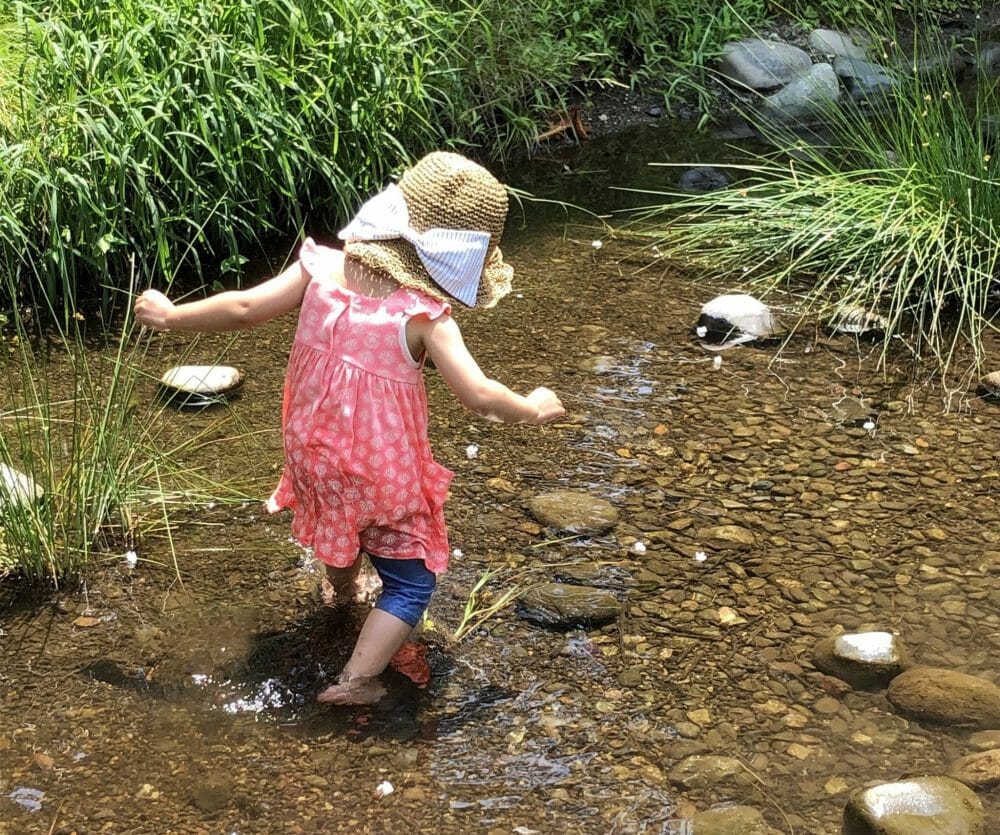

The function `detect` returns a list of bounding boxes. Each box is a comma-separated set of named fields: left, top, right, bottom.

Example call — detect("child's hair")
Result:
left=337, top=151, right=514, bottom=309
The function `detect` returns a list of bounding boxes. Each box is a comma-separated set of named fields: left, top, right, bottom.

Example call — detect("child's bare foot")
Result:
left=316, top=674, right=387, bottom=705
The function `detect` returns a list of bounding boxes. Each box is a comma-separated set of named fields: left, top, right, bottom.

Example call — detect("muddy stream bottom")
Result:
left=2, top=127, right=1000, bottom=833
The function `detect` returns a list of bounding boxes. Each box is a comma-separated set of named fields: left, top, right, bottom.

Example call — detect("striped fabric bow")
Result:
left=338, top=183, right=491, bottom=307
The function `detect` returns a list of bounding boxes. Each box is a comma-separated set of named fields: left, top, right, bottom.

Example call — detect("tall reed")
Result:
left=0, top=263, right=252, bottom=583
left=625, top=32, right=1000, bottom=371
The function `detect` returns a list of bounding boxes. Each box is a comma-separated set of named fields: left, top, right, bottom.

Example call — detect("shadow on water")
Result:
left=78, top=604, right=517, bottom=745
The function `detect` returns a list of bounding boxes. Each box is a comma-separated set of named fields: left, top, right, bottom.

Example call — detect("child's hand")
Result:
left=526, top=387, right=565, bottom=424
left=134, top=289, right=175, bottom=331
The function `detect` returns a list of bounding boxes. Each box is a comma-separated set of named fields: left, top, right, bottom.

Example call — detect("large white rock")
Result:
left=0, top=463, right=43, bottom=509
left=695, top=294, right=780, bottom=346
left=159, top=366, right=242, bottom=396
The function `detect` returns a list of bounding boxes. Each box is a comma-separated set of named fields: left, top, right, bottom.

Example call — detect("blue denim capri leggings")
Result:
left=368, top=555, right=437, bottom=627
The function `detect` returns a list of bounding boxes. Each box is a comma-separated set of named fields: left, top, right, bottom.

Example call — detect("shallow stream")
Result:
left=1, top=122, right=999, bottom=833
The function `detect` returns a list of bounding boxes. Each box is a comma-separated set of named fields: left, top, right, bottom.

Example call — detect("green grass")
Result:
left=623, top=29, right=1000, bottom=373
left=0, top=0, right=858, bottom=321
left=0, top=266, right=254, bottom=584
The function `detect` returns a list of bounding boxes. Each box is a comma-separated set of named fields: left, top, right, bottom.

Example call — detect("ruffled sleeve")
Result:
left=400, top=289, right=451, bottom=322
left=299, top=237, right=343, bottom=281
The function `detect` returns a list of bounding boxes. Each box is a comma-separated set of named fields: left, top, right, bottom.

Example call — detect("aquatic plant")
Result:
left=625, top=31, right=1000, bottom=372
left=0, top=269, right=255, bottom=584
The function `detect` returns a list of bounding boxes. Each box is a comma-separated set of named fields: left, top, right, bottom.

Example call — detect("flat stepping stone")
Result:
left=842, top=776, right=985, bottom=835
left=159, top=365, right=242, bottom=406
left=528, top=491, right=618, bottom=535
left=517, top=583, right=620, bottom=628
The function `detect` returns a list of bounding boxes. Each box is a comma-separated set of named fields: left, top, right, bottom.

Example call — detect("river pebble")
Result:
left=887, top=667, right=1000, bottom=729
left=528, top=491, right=618, bottom=534
left=811, top=631, right=912, bottom=689
left=841, top=776, right=985, bottom=835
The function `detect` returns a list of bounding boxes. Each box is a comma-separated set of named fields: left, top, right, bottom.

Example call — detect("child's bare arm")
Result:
left=134, top=259, right=312, bottom=332
left=420, top=314, right=565, bottom=424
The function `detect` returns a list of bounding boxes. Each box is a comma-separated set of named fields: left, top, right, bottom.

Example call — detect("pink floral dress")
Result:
left=266, top=239, right=454, bottom=573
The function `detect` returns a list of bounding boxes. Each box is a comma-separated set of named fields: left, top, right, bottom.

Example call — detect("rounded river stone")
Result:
left=842, top=776, right=985, bottom=835
left=690, top=805, right=782, bottom=834
left=887, top=666, right=1000, bottom=729
left=528, top=491, right=618, bottom=535
left=812, top=631, right=912, bottom=689
left=948, top=748, right=1000, bottom=789
left=517, top=583, right=621, bottom=628
left=160, top=365, right=242, bottom=395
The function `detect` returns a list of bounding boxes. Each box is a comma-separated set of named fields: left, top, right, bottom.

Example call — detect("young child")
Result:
left=134, top=151, right=565, bottom=705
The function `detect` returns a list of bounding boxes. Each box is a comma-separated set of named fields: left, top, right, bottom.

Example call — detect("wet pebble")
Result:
left=191, top=772, right=235, bottom=812
left=887, top=666, right=1000, bottom=729
left=528, top=491, right=618, bottom=535
left=842, top=776, right=985, bottom=834
left=948, top=748, right=1000, bottom=789
left=811, top=631, right=912, bottom=690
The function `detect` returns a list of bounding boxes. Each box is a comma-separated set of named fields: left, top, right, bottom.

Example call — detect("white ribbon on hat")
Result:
left=338, top=183, right=491, bottom=307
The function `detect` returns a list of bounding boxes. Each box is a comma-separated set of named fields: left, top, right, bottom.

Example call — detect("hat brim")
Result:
left=343, top=238, right=513, bottom=309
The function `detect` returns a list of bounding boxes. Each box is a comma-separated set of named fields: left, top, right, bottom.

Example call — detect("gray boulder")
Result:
left=809, top=29, right=866, bottom=60
left=760, top=63, right=840, bottom=123
left=834, top=56, right=897, bottom=100
left=718, top=39, right=812, bottom=90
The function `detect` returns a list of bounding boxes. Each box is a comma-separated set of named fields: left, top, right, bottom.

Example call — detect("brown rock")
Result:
left=887, top=667, right=1000, bottom=729
left=948, top=748, right=1000, bottom=789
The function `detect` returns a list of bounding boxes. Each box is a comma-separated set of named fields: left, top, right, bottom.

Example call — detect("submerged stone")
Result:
left=842, top=776, right=985, bottom=835
left=887, top=666, right=1000, bottom=729
left=978, top=371, right=1000, bottom=397
left=812, top=632, right=911, bottom=689
left=669, top=755, right=743, bottom=789
left=678, top=165, right=729, bottom=193
left=694, top=294, right=780, bottom=346
left=829, top=305, right=889, bottom=336
left=949, top=748, right=1000, bottom=789
left=0, top=464, right=43, bottom=509
left=690, top=804, right=782, bottom=834
left=528, top=491, right=618, bottom=535
left=695, top=524, right=757, bottom=549
left=517, top=583, right=621, bottom=628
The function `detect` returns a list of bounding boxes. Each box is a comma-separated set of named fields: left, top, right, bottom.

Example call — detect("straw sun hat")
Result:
left=340, top=151, right=514, bottom=309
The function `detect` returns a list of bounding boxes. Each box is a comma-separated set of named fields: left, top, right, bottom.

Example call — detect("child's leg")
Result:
left=317, top=556, right=435, bottom=704
left=320, top=559, right=363, bottom=607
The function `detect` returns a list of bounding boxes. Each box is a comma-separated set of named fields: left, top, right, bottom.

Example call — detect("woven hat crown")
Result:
left=343, top=151, right=514, bottom=308
left=399, top=151, right=508, bottom=247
